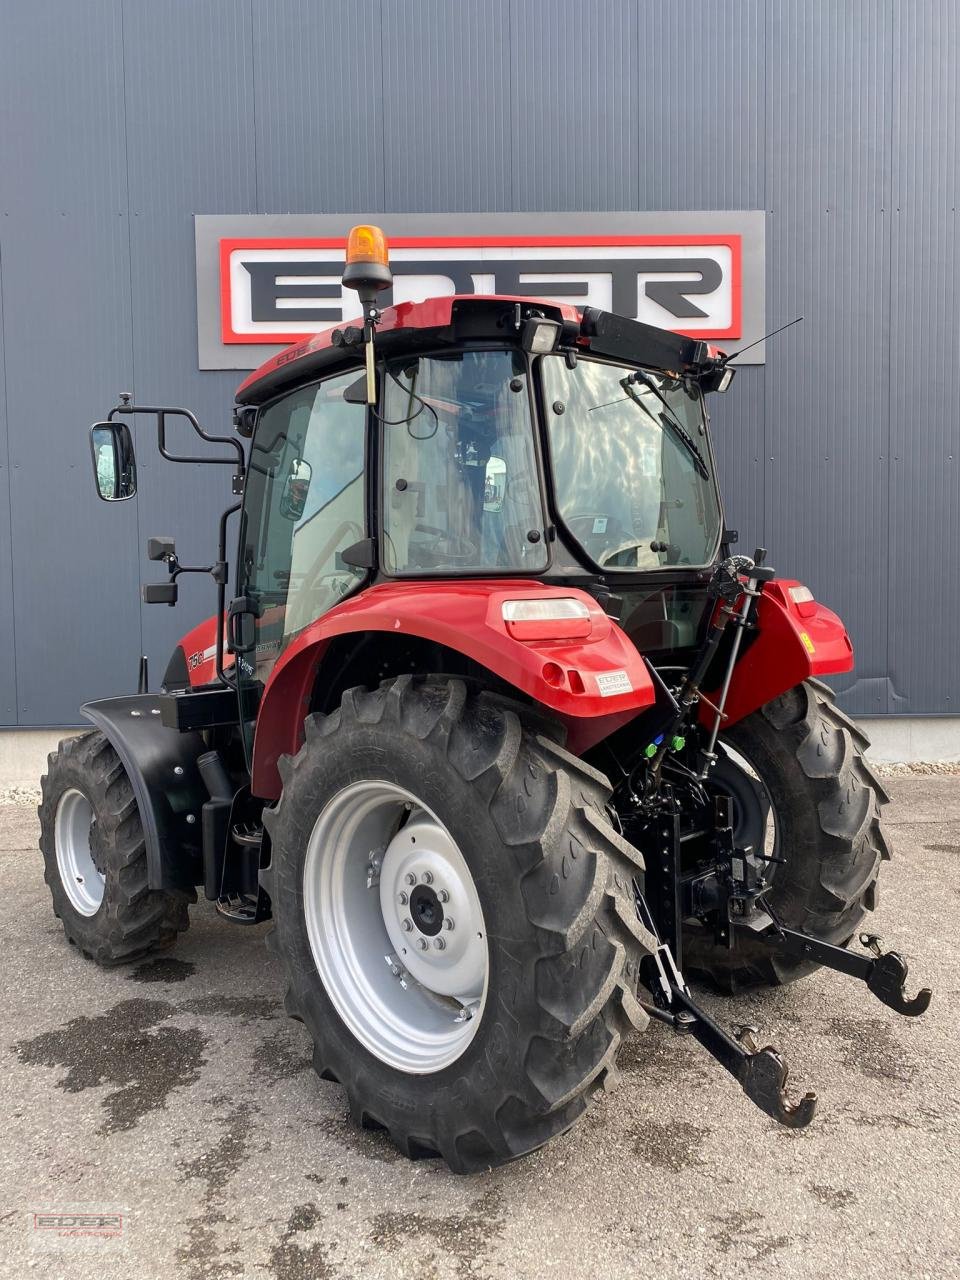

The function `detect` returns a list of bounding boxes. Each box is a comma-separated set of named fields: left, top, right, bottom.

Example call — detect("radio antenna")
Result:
left=723, top=316, right=803, bottom=365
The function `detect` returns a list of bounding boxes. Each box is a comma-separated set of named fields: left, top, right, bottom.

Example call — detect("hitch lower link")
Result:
left=637, top=895, right=931, bottom=1131
left=640, top=943, right=817, bottom=1128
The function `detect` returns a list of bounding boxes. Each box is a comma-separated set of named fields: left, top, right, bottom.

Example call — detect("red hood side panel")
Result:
left=174, top=615, right=233, bottom=687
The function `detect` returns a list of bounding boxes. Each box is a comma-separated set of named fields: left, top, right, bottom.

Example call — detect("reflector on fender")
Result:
left=502, top=597, right=592, bottom=641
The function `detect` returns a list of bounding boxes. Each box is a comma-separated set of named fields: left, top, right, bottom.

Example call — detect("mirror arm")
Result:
left=107, top=399, right=246, bottom=493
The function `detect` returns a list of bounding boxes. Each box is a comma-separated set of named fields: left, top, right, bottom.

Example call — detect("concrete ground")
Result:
left=1, top=779, right=957, bottom=1280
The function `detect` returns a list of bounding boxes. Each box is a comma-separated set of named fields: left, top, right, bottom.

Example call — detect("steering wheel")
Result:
left=598, top=538, right=660, bottom=568
left=413, top=523, right=481, bottom=565
left=565, top=513, right=661, bottom=570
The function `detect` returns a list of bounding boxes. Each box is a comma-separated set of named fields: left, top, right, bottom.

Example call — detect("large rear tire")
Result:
left=262, top=676, right=655, bottom=1172
left=684, top=679, right=890, bottom=991
left=39, top=732, right=192, bottom=965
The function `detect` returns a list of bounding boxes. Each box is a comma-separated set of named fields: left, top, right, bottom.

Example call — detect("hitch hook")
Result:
left=736, top=1041, right=818, bottom=1129
left=669, top=987, right=817, bottom=1130
left=859, top=936, right=932, bottom=1016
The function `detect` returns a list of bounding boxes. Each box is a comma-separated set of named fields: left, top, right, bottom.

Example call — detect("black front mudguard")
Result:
left=81, top=694, right=205, bottom=893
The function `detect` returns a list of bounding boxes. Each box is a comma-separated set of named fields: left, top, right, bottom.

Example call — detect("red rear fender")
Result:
left=251, top=581, right=655, bottom=798
left=702, top=580, right=854, bottom=728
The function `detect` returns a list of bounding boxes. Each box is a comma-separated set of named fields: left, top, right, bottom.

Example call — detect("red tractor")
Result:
left=40, top=226, right=929, bottom=1171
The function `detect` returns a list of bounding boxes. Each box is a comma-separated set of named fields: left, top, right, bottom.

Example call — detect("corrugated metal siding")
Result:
left=382, top=0, right=513, bottom=212
left=0, top=254, right=16, bottom=722
left=634, top=0, right=766, bottom=211
left=252, top=0, right=386, bottom=214
left=0, top=0, right=954, bottom=724
left=122, top=0, right=258, bottom=689
left=764, top=0, right=894, bottom=715
left=510, top=1, right=640, bottom=211
left=886, top=0, right=960, bottom=715
left=0, top=1, right=141, bottom=724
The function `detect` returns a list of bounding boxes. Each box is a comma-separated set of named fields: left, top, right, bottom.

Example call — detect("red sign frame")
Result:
left=219, top=234, right=742, bottom=346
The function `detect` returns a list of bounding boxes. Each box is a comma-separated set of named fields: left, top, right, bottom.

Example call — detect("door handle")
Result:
left=227, top=595, right=260, bottom=655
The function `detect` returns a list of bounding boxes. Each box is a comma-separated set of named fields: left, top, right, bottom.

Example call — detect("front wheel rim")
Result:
left=55, top=788, right=105, bottom=916
left=303, top=780, right=489, bottom=1074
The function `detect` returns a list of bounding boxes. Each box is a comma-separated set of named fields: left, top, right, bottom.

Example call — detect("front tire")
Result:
left=262, top=677, right=655, bottom=1172
left=684, top=679, right=890, bottom=991
left=39, top=732, right=192, bottom=965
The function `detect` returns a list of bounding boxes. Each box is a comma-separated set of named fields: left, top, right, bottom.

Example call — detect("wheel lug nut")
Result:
left=401, top=919, right=413, bottom=932
left=437, top=889, right=449, bottom=903
left=417, top=938, right=428, bottom=951
left=421, top=870, right=433, bottom=885
left=397, top=891, right=408, bottom=905
left=404, top=872, right=416, bottom=886
left=444, top=917, right=455, bottom=931
left=433, top=937, right=445, bottom=950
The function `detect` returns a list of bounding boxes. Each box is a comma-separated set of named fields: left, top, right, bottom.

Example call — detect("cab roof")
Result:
left=234, top=294, right=719, bottom=408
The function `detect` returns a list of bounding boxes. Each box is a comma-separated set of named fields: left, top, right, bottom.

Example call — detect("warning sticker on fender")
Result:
left=596, top=669, right=632, bottom=697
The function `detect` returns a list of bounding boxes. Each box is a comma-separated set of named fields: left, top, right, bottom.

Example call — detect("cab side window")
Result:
left=240, top=372, right=366, bottom=682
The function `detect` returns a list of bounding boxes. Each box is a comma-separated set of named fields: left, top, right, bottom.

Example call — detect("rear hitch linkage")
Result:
left=639, top=942, right=818, bottom=1128
left=632, top=800, right=931, bottom=1131
left=739, top=918, right=932, bottom=1018
left=634, top=829, right=926, bottom=1131
left=638, top=914, right=929, bottom=1131
left=620, top=546, right=931, bottom=1130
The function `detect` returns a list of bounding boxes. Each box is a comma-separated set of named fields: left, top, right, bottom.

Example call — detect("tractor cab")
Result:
left=230, top=296, right=729, bottom=714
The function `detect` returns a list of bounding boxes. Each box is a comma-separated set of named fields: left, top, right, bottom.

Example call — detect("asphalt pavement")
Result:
left=1, top=777, right=957, bottom=1280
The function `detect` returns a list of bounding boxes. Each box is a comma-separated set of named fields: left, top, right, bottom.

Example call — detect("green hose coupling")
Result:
left=670, top=735, right=686, bottom=752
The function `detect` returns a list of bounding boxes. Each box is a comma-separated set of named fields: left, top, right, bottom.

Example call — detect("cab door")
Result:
left=233, top=371, right=368, bottom=760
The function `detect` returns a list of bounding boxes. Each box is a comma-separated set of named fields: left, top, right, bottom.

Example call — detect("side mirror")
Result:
left=279, top=458, right=312, bottom=521
left=90, top=421, right=137, bottom=501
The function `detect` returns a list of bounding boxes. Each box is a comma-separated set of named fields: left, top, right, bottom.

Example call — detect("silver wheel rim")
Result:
left=55, top=788, right=105, bottom=916
left=303, top=780, right=489, bottom=1073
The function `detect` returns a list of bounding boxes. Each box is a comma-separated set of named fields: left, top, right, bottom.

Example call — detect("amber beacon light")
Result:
left=341, top=224, right=393, bottom=405
left=342, top=224, right=392, bottom=296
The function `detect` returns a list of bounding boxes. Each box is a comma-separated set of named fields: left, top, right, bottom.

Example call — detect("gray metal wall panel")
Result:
left=252, top=0, right=385, bottom=214
left=0, top=0, right=957, bottom=724
left=635, top=0, right=765, bottom=210
left=0, top=253, right=17, bottom=721
left=121, top=0, right=258, bottom=686
left=382, top=0, right=512, bottom=212
left=710, top=369, right=766, bottom=559
left=885, top=0, right=960, bottom=714
left=0, top=1, right=141, bottom=724
left=764, top=0, right=893, bottom=716
left=510, top=0, right=640, bottom=211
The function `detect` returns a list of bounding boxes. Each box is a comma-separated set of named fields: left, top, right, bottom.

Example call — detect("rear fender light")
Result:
left=501, top=597, right=592, bottom=642
left=787, top=584, right=818, bottom=619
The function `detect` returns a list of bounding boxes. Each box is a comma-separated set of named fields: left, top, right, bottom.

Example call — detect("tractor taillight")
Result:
left=788, top=584, right=817, bottom=618
left=502, top=598, right=592, bottom=641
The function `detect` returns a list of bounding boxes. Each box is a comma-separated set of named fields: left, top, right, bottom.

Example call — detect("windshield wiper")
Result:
left=624, top=371, right=710, bottom=480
